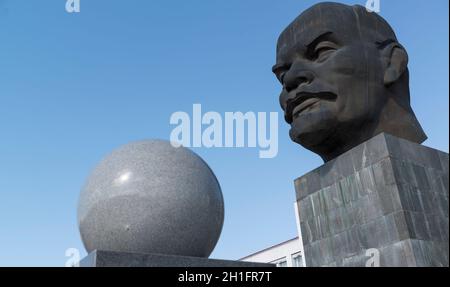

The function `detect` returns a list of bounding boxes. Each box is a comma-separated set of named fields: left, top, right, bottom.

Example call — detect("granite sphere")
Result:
left=78, top=140, right=224, bottom=258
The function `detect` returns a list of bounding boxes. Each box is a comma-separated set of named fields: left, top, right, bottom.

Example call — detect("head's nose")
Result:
left=283, top=69, right=315, bottom=93
left=279, top=68, right=315, bottom=113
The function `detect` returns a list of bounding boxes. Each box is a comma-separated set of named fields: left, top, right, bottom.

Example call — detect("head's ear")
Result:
left=380, top=41, right=409, bottom=86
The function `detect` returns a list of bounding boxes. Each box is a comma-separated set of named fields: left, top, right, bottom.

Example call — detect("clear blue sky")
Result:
left=0, top=0, right=448, bottom=266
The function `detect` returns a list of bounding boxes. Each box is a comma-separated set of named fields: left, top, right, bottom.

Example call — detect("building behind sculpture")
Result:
left=240, top=237, right=305, bottom=267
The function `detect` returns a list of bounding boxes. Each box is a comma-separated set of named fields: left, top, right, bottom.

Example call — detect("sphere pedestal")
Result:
left=80, top=250, right=274, bottom=267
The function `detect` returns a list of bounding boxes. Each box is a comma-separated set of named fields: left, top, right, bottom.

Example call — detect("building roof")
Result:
left=239, top=237, right=299, bottom=260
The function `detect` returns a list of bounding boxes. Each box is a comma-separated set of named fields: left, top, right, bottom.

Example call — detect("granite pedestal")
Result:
left=295, top=133, right=449, bottom=267
left=80, top=250, right=274, bottom=267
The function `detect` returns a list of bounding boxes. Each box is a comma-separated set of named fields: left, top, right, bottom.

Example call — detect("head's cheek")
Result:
left=321, top=44, right=374, bottom=121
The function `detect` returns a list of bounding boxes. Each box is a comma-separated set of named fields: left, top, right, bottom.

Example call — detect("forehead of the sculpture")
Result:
left=277, top=3, right=397, bottom=57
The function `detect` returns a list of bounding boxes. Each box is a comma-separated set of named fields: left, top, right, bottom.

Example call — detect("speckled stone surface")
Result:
left=80, top=250, right=275, bottom=267
left=295, top=133, right=449, bottom=267
left=78, top=140, right=224, bottom=258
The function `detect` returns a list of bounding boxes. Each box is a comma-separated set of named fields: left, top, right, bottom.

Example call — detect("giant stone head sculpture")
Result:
left=273, top=2, right=427, bottom=162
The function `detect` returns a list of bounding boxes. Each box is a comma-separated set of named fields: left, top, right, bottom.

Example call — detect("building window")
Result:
left=291, top=252, right=303, bottom=267
left=272, top=257, right=288, bottom=267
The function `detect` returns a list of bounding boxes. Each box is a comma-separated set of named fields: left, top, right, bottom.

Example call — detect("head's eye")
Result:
left=313, top=41, right=338, bottom=62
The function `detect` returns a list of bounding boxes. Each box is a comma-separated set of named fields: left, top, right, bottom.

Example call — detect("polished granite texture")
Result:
left=78, top=140, right=224, bottom=258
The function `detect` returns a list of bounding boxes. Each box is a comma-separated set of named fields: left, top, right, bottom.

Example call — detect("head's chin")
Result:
left=288, top=107, right=338, bottom=142
left=289, top=121, right=333, bottom=150
left=289, top=125, right=328, bottom=150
